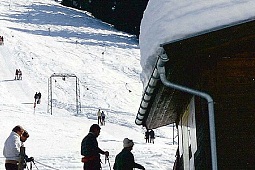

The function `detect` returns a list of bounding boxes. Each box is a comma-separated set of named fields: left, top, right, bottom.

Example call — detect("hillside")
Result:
left=0, top=0, right=177, bottom=169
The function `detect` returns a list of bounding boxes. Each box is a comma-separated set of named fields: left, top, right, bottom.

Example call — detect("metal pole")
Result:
left=105, top=156, right=111, bottom=170
left=157, top=55, right=218, bottom=170
left=173, top=125, right=174, bottom=145
left=50, top=77, right=53, bottom=115
left=47, top=78, right=49, bottom=114
left=76, top=77, right=78, bottom=115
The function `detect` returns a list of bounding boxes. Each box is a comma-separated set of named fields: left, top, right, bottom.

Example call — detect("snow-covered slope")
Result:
left=0, top=0, right=177, bottom=169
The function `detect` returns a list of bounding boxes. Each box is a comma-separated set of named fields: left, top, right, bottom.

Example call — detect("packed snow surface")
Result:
left=0, top=0, right=177, bottom=169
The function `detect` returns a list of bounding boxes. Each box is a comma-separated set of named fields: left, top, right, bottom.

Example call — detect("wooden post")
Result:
left=18, top=146, right=25, bottom=170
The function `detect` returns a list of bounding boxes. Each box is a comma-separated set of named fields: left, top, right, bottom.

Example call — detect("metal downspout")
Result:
left=157, top=54, right=218, bottom=170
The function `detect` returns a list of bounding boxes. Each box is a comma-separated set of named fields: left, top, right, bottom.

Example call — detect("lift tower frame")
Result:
left=47, top=73, right=81, bottom=115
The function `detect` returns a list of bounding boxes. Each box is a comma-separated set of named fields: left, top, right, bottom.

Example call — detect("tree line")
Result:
left=61, top=0, right=149, bottom=38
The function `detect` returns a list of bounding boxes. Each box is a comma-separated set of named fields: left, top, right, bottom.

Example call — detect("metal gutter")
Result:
left=157, top=53, right=218, bottom=170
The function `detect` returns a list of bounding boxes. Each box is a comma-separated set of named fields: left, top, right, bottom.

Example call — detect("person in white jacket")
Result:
left=3, top=125, right=24, bottom=170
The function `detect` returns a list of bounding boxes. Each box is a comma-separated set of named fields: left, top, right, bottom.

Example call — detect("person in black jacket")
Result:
left=0, top=36, right=4, bottom=45
left=34, top=92, right=38, bottom=103
left=81, top=124, right=109, bottom=170
left=149, top=130, right=155, bottom=144
left=145, top=130, right=149, bottom=143
left=20, top=130, right=34, bottom=164
left=113, top=138, right=145, bottom=170
left=37, top=92, right=41, bottom=104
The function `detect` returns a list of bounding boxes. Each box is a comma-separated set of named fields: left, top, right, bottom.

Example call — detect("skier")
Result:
left=34, top=92, right=38, bottom=103
left=20, top=130, right=34, bottom=167
left=15, top=69, right=19, bottom=80
left=37, top=92, right=41, bottom=104
left=97, top=109, right=102, bottom=125
left=113, top=138, right=145, bottom=170
left=145, top=130, right=149, bottom=143
left=101, top=111, right=105, bottom=126
left=0, top=36, right=3, bottom=45
left=18, top=69, right=22, bottom=80
left=81, top=124, right=109, bottom=170
left=149, top=130, right=155, bottom=144
left=3, top=125, right=24, bottom=170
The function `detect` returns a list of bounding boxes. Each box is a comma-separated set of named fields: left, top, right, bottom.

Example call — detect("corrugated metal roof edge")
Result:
left=135, top=56, right=161, bottom=127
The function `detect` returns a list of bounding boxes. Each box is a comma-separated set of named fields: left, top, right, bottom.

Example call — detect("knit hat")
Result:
left=123, top=138, right=134, bottom=148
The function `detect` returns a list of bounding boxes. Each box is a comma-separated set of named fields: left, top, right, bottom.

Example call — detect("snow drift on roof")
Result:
left=139, top=0, right=255, bottom=88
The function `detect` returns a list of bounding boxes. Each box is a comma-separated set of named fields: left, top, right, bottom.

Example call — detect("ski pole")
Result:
left=105, top=156, right=111, bottom=170
left=32, top=160, right=39, bottom=170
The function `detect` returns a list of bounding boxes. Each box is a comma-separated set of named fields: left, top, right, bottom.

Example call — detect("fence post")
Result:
left=18, top=146, right=25, bottom=170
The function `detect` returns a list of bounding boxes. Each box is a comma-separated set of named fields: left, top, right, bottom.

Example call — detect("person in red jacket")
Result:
left=81, top=124, right=109, bottom=170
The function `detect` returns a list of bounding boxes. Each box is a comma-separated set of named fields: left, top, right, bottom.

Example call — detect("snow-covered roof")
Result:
left=139, top=0, right=255, bottom=88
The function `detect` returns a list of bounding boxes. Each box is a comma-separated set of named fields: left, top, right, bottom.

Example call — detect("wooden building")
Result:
left=136, top=19, right=255, bottom=169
